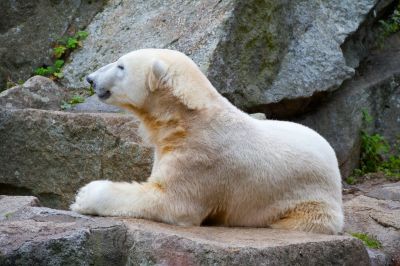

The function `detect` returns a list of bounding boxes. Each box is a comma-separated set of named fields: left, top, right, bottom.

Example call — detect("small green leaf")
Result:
left=66, top=37, right=79, bottom=49
left=54, top=59, right=64, bottom=69
left=68, top=95, right=85, bottom=105
left=361, top=110, right=373, bottom=124
left=35, top=67, right=51, bottom=76
left=76, top=31, right=89, bottom=40
left=53, top=46, right=67, bottom=58
left=53, top=72, right=64, bottom=79
left=345, top=176, right=357, bottom=185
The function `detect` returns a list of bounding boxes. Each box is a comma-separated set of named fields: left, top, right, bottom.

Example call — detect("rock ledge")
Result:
left=0, top=196, right=370, bottom=266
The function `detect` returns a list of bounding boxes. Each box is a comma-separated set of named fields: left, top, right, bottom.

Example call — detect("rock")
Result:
left=62, top=0, right=377, bottom=111
left=367, top=182, right=400, bottom=201
left=0, top=108, right=153, bottom=209
left=0, top=196, right=129, bottom=266
left=367, top=248, right=391, bottom=266
left=344, top=195, right=400, bottom=264
left=342, top=178, right=393, bottom=202
left=0, top=0, right=104, bottom=91
left=0, top=0, right=106, bottom=89
left=62, top=0, right=235, bottom=90
left=295, top=32, right=400, bottom=178
left=249, top=113, right=266, bottom=120
left=0, top=195, right=40, bottom=221
left=125, top=219, right=370, bottom=266
left=0, top=196, right=370, bottom=266
left=0, top=76, right=68, bottom=110
left=71, top=95, right=123, bottom=113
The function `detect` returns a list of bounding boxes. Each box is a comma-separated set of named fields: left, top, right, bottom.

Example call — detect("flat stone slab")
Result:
left=124, top=219, right=370, bottom=266
left=0, top=196, right=370, bottom=266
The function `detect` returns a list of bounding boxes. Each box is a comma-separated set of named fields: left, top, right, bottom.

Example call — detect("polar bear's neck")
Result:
left=120, top=96, right=199, bottom=156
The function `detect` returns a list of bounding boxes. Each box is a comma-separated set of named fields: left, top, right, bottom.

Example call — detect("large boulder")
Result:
left=0, top=108, right=153, bottom=209
left=0, top=195, right=371, bottom=266
left=62, top=0, right=379, bottom=111
left=0, top=76, right=68, bottom=110
left=0, top=0, right=106, bottom=90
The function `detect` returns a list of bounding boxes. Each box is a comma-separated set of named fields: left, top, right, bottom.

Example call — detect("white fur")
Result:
left=71, top=49, right=343, bottom=234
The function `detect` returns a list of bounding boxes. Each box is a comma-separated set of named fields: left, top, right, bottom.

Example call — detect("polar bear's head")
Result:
left=86, top=49, right=219, bottom=111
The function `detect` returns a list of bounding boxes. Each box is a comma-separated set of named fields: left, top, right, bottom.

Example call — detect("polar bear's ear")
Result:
left=147, top=59, right=171, bottom=92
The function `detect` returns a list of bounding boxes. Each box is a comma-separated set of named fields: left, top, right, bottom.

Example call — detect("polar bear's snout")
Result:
left=86, top=75, right=94, bottom=85
left=86, top=64, right=116, bottom=101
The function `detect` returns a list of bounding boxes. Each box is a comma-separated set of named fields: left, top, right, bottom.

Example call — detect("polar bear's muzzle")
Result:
left=86, top=74, right=111, bottom=101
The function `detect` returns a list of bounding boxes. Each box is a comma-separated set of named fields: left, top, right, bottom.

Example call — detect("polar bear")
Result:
left=71, top=49, right=343, bottom=234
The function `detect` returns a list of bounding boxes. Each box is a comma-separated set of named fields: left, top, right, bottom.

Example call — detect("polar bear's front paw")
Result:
left=70, top=180, right=112, bottom=215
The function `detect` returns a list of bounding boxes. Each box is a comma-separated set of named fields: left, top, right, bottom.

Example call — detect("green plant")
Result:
left=351, top=233, right=382, bottom=249
left=34, top=59, right=64, bottom=78
left=60, top=94, right=85, bottom=110
left=34, top=31, right=88, bottom=79
left=53, top=46, right=67, bottom=59
left=348, top=111, right=400, bottom=183
left=345, top=176, right=357, bottom=185
left=75, top=31, right=89, bottom=39
left=88, top=85, right=95, bottom=96
left=66, top=37, right=79, bottom=49
left=69, top=95, right=85, bottom=104
left=379, top=3, right=400, bottom=37
left=359, top=131, right=389, bottom=173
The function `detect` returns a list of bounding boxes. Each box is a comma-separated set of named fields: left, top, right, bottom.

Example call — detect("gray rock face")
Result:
left=344, top=194, right=400, bottom=265
left=295, top=32, right=400, bottom=178
left=62, top=0, right=377, bottom=110
left=62, top=0, right=235, bottom=89
left=0, top=76, right=68, bottom=110
left=0, top=108, right=153, bottom=209
left=0, top=0, right=106, bottom=89
left=0, top=196, right=370, bottom=266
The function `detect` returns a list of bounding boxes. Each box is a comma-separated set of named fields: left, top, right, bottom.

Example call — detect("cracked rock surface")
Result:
left=344, top=181, right=400, bottom=265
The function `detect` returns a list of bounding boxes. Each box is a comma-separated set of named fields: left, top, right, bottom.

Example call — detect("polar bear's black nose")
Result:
left=86, top=76, right=94, bottom=85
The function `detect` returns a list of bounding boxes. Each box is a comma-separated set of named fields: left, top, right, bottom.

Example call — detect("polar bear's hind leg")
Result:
left=270, top=201, right=342, bottom=234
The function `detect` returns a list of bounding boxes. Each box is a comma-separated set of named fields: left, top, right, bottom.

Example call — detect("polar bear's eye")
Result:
left=118, top=65, right=124, bottom=70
